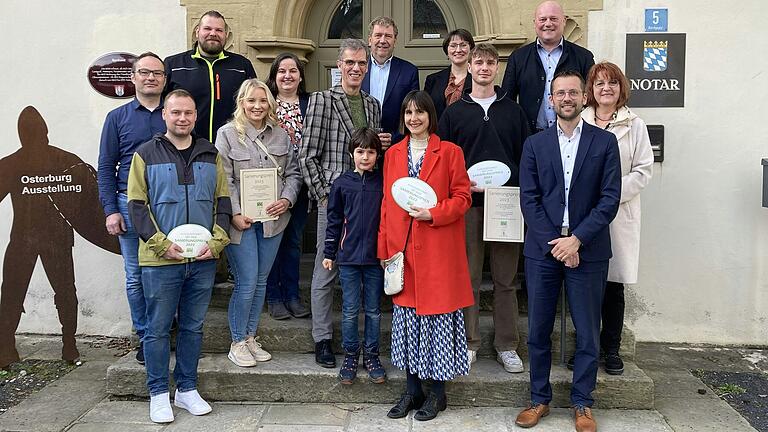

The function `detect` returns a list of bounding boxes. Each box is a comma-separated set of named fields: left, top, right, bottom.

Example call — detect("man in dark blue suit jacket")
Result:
left=362, top=17, right=419, bottom=146
left=501, top=1, right=594, bottom=134
left=515, top=70, right=620, bottom=432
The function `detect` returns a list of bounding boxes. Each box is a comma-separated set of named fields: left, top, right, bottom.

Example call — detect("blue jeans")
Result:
left=339, top=264, right=383, bottom=355
left=226, top=223, right=283, bottom=342
left=117, top=193, right=146, bottom=341
left=142, top=260, right=216, bottom=396
left=266, top=187, right=309, bottom=305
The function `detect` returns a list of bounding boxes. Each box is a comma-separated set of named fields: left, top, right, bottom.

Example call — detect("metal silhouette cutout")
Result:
left=0, top=106, right=120, bottom=369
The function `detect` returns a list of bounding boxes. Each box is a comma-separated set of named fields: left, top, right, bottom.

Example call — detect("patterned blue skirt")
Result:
left=390, top=305, right=470, bottom=381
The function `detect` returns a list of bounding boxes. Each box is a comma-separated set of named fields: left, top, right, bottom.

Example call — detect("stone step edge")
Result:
left=192, top=309, right=637, bottom=359
left=106, top=352, right=654, bottom=409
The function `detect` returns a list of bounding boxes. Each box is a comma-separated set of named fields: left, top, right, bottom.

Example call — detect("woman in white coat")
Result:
left=581, top=62, right=653, bottom=375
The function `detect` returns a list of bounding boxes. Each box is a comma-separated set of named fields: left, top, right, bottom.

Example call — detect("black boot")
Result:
left=413, top=392, right=447, bottom=421
left=314, top=339, right=336, bottom=368
left=387, top=393, right=424, bottom=419
left=604, top=351, right=624, bottom=375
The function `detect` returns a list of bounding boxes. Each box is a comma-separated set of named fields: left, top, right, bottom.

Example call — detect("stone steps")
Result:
left=211, top=279, right=557, bottom=314
left=193, top=308, right=636, bottom=360
left=106, top=352, right=654, bottom=409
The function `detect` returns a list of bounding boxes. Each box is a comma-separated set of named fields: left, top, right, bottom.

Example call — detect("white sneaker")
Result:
left=468, top=349, right=477, bottom=368
left=245, top=335, right=272, bottom=362
left=228, top=341, right=257, bottom=367
left=497, top=350, right=524, bottom=373
left=149, top=392, right=174, bottom=423
left=174, top=389, right=212, bottom=416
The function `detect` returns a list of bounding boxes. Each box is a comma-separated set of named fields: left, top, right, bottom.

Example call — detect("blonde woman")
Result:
left=215, top=79, right=303, bottom=367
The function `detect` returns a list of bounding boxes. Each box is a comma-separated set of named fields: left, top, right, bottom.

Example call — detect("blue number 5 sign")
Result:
left=645, top=9, right=668, bottom=32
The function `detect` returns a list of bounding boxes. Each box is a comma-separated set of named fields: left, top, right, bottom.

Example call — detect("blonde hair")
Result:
left=232, top=79, right=278, bottom=146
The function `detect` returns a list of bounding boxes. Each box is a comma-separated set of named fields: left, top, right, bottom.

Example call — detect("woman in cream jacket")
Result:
left=581, top=62, right=653, bottom=375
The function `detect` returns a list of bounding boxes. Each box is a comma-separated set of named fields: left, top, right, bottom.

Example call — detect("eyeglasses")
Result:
left=593, top=79, right=620, bottom=88
left=552, top=89, right=582, bottom=99
left=448, top=42, right=470, bottom=50
left=341, top=60, right=368, bottom=68
left=135, top=69, right=165, bottom=78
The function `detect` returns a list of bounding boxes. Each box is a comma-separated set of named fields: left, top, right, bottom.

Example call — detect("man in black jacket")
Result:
left=164, top=10, right=257, bottom=142
left=437, top=43, right=530, bottom=375
left=164, top=10, right=256, bottom=284
left=502, top=1, right=594, bottom=133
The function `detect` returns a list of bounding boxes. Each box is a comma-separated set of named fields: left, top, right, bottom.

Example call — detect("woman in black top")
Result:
left=423, top=29, right=475, bottom=120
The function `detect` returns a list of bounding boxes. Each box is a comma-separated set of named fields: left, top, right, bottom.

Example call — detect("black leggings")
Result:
left=407, top=370, right=445, bottom=397
left=600, top=281, right=625, bottom=353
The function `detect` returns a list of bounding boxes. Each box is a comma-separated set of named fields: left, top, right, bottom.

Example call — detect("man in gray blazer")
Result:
left=299, top=38, right=382, bottom=368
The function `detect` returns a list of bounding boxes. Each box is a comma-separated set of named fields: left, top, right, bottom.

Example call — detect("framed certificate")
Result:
left=240, top=168, right=279, bottom=222
left=483, top=186, right=525, bottom=243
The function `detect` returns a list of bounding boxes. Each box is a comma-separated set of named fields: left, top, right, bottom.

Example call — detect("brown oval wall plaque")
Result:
left=87, top=52, right=137, bottom=98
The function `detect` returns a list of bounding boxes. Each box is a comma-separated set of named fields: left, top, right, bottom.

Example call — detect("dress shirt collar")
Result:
left=557, top=118, right=584, bottom=140
left=131, top=98, right=163, bottom=112
left=536, top=37, right=564, bottom=53
left=370, top=54, right=393, bottom=67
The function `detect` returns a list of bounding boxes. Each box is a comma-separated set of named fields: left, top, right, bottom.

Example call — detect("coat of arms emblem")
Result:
left=643, top=40, right=668, bottom=72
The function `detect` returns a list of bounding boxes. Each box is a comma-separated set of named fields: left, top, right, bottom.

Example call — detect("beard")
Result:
left=199, top=38, right=223, bottom=55
left=555, top=104, right=582, bottom=121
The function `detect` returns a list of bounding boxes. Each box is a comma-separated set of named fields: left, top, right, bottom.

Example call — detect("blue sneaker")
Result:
left=338, top=352, right=359, bottom=384
left=364, top=354, right=386, bottom=384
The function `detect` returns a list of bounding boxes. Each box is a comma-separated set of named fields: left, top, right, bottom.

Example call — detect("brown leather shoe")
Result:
left=515, top=403, right=550, bottom=428
left=573, top=405, right=597, bottom=432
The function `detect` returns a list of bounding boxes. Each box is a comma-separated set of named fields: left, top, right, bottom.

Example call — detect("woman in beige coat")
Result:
left=215, top=79, right=302, bottom=368
left=581, top=62, right=653, bottom=375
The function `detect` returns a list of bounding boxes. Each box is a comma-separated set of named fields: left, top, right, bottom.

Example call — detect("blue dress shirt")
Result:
left=536, top=38, right=564, bottom=130
left=369, top=55, right=392, bottom=105
left=97, top=98, right=165, bottom=215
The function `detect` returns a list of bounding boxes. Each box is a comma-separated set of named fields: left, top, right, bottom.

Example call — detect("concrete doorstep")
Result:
left=106, top=352, right=654, bottom=409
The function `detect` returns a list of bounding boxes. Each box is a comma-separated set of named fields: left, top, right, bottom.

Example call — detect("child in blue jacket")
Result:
left=322, top=128, right=385, bottom=385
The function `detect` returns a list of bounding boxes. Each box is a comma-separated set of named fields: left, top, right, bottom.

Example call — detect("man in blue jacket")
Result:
left=502, top=1, right=594, bottom=133
left=515, top=71, right=620, bottom=432
left=362, top=16, right=419, bottom=146
left=127, top=89, right=231, bottom=424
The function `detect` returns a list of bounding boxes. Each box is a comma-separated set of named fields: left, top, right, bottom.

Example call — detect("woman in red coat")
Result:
left=379, top=91, right=473, bottom=421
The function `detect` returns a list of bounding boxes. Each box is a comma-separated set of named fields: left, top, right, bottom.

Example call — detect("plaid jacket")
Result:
left=299, top=86, right=381, bottom=201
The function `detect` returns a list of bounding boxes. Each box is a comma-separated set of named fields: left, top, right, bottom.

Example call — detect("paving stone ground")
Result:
left=0, top=335, right=763, bottom=432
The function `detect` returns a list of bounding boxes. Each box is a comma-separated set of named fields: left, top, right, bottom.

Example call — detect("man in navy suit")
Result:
left=515, top=70, right=620, bottom=432
left=362, top=16, right=419, bottom=146
left=501, top=1, right=594, bottom=134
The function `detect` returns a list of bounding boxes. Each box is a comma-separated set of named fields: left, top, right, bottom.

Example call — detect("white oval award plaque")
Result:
left=391, top=177, right=438, bottom=212
left=167, top=224, right=213, bottom=258
left=467, top=160, right=511, bottom=188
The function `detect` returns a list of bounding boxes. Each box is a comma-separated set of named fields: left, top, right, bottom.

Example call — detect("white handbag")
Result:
left=383, top=220, right=413, bottom=296
left=383, top=251, right=405, bottom=295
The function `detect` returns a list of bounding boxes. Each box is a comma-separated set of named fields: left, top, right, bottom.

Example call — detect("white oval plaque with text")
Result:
left=391, top=177, right=438, bottom=212
left=167, top=224, right=212, bottom=258
left=467, top=160, right=511, bottom=188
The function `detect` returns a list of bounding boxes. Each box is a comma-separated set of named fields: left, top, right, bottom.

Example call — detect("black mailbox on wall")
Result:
left=647, top=125, right=664, bottom=163
left=763, top=158, right=768, bottom=208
